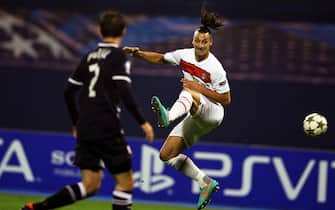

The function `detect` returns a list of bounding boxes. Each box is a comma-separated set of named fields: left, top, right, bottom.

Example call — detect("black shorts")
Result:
left=74, top=136, right=132, bottom=174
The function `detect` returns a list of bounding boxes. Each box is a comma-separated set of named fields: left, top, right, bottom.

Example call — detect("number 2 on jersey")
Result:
left=88, top=63, right=100, bottom=98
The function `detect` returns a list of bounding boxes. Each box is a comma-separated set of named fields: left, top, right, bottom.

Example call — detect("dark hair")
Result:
left=198, top=3, right=224, bottom=34
left=99, top=10, right=126, bottom=37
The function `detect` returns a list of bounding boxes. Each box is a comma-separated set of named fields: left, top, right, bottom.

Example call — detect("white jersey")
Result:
left=164, top=48, right=229, bottom=147
left=164, top=48, right=230, bottom=94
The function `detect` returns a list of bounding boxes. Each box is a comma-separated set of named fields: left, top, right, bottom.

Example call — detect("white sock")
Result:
left=166, top=154, right=207, bottom=188
left=112, top=190, right=132, bottom=209
left=168, top=90, right=193, bottom=122
left=77, top=182, right=87, bottom=198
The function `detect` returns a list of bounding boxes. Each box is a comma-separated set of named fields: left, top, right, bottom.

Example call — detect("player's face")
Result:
left=192, top=31, right=212, bottom=59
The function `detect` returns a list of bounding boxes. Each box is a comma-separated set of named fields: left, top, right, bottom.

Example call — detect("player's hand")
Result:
left=123, top=46, right=140, bottom=56
left=141, top=121, right=154, bottom=143
left=181, top=78, right=203, bottom=92
left=72, top=126, right=78, bottom=139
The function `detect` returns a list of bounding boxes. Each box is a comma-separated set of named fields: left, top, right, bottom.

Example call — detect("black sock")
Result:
left=33, top=182, right=88, bottom=210
left=112, top=190, right=132, bottom=210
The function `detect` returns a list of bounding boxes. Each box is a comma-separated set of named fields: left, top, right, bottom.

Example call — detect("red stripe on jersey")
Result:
left=180, top=59, right=211, bottom=83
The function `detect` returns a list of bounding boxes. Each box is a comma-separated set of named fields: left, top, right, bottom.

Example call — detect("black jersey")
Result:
left=64, top=43, right=145, bottom=141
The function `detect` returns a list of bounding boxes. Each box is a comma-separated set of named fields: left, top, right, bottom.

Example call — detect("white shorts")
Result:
left=168, top=94, right=224, bottom=148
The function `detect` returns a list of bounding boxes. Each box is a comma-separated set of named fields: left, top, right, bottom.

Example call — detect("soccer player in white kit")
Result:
left=123, top=7, right=231, bottom=210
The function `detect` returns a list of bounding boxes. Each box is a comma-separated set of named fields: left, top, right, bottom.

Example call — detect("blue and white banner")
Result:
left=0, top=129, right=334, bottom=210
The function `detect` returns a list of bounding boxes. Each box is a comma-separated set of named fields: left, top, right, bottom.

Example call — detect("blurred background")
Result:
left=0, top=0, right=334, bottom=149
left=0, top=1, right=335, bottom=210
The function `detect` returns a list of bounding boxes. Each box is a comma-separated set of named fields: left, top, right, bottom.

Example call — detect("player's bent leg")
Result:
left=168, top=89, right=194, bottom=121
left=151, top=96, right=169, bottom=128
left=197, top=178, right=220, bottom=210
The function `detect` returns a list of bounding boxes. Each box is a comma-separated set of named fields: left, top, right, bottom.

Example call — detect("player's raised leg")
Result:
left=151, top=90, right=194, bottom=128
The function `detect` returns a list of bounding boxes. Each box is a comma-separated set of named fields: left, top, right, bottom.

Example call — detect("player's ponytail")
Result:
left=199, top=3, right=224, bottom=33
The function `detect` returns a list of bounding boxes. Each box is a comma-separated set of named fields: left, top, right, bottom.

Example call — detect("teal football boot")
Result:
left=197, top=179, right=220, bottom=210
left=151, top=96, right=169, bottom=128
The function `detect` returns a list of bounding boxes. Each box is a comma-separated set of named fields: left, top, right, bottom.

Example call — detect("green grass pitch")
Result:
left=0, top=193, right=226, bottom=210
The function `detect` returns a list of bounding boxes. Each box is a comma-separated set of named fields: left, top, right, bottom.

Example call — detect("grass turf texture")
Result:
left=0, top=193, right=225, bottom=210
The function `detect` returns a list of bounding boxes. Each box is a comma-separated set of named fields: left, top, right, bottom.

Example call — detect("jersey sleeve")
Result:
left=118, top=82, right=146, bottom=125
left=212, top=65, right=230, bottom=94
left=163, top=49, right=183, bottom=65
left=64, top=58, right=86, bottom=125
left=64, top=82, right=81, bottom=125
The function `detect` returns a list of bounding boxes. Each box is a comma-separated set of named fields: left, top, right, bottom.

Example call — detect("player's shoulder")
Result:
left=105, top=46, right=125, bottom=58
left=209, top=53, right=224, bottom=66
left=168, top=48, right=194, bottom=60
left=110, top=46, right=124, bottom=54
left=80, top=49, right=93, bottom=62
left=175, top=48, right=193, bottom=55
left=208, top=53, right=227, bottom=76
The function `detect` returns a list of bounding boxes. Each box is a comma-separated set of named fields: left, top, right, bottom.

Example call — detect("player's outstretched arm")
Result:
left=123, top=46, right=169, bottom=64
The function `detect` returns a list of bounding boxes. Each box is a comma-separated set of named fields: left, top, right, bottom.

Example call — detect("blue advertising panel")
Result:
left=0, top=129, right=334, bottom=210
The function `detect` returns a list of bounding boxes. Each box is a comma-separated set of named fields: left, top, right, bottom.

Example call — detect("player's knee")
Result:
left=159, top=151, right=174, bottom=162
left=159, top=147, right=183, bottom=162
